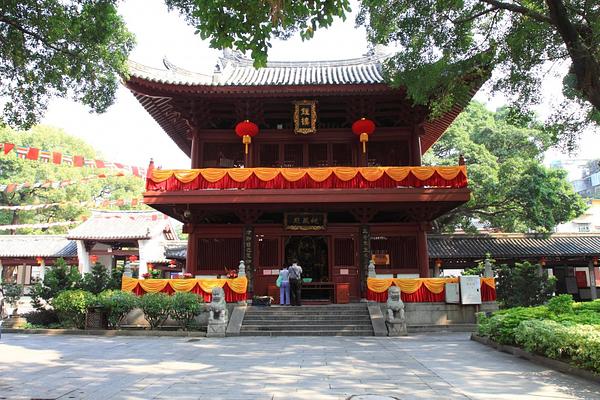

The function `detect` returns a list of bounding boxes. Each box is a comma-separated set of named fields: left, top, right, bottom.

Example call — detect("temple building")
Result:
left=126, top=50, right=476, bottom=302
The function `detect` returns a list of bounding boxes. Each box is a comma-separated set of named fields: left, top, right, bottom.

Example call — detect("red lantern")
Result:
left=147, top=263, right=153, bottom=270
left=128, top=255, right=138, bottom=263
left=434, top=258, right=442, bottom=269
left=539, top=257, right=546, bottom=267
left=593, top=257, right=598, bottom=266
left=235, top=120, right=259, bottom=155
left=169, top=259, right=177, bottom=268
left=352, top=118, right=376, bottom=153
left=36, top=257, right=44, bottom=265
left=90, top=255, right=98, bottom=264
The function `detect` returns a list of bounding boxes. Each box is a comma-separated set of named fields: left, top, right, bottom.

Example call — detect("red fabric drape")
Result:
left=146, top=169, right=467, bottom=191
left=481, top=282, right=497, bottom=302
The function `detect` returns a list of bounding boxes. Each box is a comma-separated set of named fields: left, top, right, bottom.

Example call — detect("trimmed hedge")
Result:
left=52, top=290, right=96, bottom=329
left=97, top=290, right=138, bottom=329
left=477, top=298, right=600, bottom=374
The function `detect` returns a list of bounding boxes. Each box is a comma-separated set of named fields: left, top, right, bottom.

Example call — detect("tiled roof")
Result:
left=0, top=235, right=77, bottom=258
left=159, top=234, right=600, bottom=261
left=164, top=241, right=187, bottom=260
left=428, top=233, right=600, bottom=259
left=67, top=210, right=176, bottom=241
left=128, top=50, right=386, bottom=87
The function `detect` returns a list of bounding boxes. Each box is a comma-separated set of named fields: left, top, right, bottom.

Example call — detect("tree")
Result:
left=496, top=261, right=556, bottom=308
left=167, top=0, right=600, bottom=146
left=29, top=257, right=82, bottom=310
left=0, top=125, right=145, bottom=234
left=0, top=0, right=135, bottom=128
left=424, top=101, right=586, bottom=232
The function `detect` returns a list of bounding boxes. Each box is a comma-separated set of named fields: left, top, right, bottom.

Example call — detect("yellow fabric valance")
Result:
left=149, top=166, right=466, bottom=184
left=120, top=276, right=248, bottom=295
left=481, top=277, right=495, bottom=289
left=367, top=277, right=464, bottom=294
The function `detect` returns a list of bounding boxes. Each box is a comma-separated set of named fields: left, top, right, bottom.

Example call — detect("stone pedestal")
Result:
left=4, top=316, right=27, bottom=328
left=207, top=322, right=227, bottom=337
left=386, top=319, right=408, bottom=336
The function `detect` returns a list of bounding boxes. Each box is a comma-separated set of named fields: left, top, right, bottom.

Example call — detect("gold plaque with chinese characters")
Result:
left=293, top=100, right=317, bottom=135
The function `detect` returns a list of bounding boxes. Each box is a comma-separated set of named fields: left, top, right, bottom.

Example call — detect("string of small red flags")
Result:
left=0, top=197, right=143, bottom=211
left=0, top=220, right=79, bottom=231
left=0, top=142, right=147, bottom=178
left=0, top=171, right=133, bottom=193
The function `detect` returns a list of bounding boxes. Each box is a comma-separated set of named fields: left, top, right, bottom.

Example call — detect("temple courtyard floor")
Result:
left=1, top=332, right=599, bottom=400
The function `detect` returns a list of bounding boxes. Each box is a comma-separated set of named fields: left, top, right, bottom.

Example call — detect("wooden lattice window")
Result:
left=334, top=238, right=354, bottom=266
left=370, top=236, right=417, bottom=269
left=197, top=238, right=242, bottom=269
left=258, top=238, right=279, bottom=267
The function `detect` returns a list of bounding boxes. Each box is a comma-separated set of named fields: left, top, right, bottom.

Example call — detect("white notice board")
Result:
left=459, top=276, right=482, bottom=305
left=445, top=283, right=460, bottom=304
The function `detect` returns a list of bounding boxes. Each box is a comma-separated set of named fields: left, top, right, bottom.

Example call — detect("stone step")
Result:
left=241, top=323, right=372, bottom=331
left=245, top=309, right=370, bottom=315
left=244, top=315, right=371, bottom=324
left=239, top=329, right=375, bottom=336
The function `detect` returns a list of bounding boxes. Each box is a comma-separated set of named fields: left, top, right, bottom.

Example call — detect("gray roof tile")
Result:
left=67, top=210, right=176, bottom=241
left=128, top=51, right=386, bottom=87
left=428, top=233, right=600, bottom=259
left=0, top=235, right=77, bottom=258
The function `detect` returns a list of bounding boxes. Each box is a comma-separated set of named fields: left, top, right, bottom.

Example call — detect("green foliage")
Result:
left=574, top=299, right=600, bottom=313
left=547, top=294, right=574, bottom=315
left=167, top=1, right=600, bottom=143
left=0, top=125, right=146, bottom=234
left=97, top=290, right=138, bottom=329
left=138, top=293, right=172, bottom=330
left=52, top=289, right=96, bottom=329
left=515, top=320, right=600, bottom=373
left=170, top=292, right=204, bottom=330
left=80, top=263, right=111, bottom=294
left=165, top=0, right=350, bottom=67
left=2, top=282, right=23, bottom=307
left=424, top=102, right=586, bottom=233
left=30, top=258, right=82, bottom=310
left=482, top=306, right=550, bottom=344
left=22, top=310, right=60, bottom=327
left=108, top=265, right=124, bottom=290
left=496, top=262, right=556, bottom=308
left=0, top=1, right=135, bottom=128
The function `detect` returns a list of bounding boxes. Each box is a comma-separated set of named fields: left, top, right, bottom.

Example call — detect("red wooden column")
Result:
left=417, top=224, right=430, bottom=277
left=185, top=226, right=198, bottom=276
left=190, top=129, right=200, bottom=169
left=411, top=125, right=424, bottom=166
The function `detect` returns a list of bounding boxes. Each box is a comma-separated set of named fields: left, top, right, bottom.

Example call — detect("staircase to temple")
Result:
left=239, top=303, right=374, bottom=336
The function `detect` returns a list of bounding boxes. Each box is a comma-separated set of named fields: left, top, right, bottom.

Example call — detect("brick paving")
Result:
left=1, top=332, right=599, bottom=399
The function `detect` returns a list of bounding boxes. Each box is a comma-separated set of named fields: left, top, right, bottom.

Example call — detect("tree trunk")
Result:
left=545, top=0, right=600, bottom=111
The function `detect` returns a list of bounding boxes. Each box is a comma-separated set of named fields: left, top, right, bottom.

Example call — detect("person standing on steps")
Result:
left=288, top=259, right=303, bottom=306
left=278, top=265, right=290, bottom=306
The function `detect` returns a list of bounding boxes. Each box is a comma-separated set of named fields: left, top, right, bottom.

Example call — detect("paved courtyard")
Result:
left=1, top=333, right=599, bottom=400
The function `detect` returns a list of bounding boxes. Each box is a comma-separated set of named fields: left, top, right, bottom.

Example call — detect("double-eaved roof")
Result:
left=0, top=235, right=77, bottom=258
left=67, top=210, right=177, bottom=241
left=428, top=233, right=600, bottom=259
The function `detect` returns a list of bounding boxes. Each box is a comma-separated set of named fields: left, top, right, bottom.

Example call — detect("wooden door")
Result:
left=331, top=236, right=360, bottom=301
left=253, top=236, right=282, bottom=296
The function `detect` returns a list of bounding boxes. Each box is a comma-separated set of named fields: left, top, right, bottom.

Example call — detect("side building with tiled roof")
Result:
left=66, top=210, right=179, bottom=276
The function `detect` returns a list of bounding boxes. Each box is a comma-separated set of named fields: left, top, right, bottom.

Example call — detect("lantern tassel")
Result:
left=360, top=132, right=369, bottom=153
left=242, top=135, right=252, bottom=155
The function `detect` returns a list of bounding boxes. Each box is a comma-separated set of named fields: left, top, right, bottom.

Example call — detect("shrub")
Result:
left=2, top=283, right=23, bottom=313
left=484, top=306, right=550, bottom=344
left=138, top=293, right=172, bottom=330
left=52, top=290, right=96, bottom=329
left=30, top=258, right=82, bottom=310
left=170, top=292, right=204, bottom=330
left=496, top=261, right=556, bottom=308
left=574, top=299, right=600, bottom=313
left=23, top=310, right=60, bottom=327
left=547, top=294, right=574, bottom=315
left=97, top=290, right=138, bottom=329
left=80, top=263, right=111, bottom=294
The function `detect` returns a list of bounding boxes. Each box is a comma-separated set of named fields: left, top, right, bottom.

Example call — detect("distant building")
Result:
left=556, top=199, right=600, bottom=233
left=550, top=159, right=600, bottom=198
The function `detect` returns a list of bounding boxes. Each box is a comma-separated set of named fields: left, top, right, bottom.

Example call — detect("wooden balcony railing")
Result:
left=145, top=166, right=467, bottom=192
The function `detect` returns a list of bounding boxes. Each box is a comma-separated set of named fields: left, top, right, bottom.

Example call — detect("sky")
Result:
left=40, top=0, right=599, bottom=172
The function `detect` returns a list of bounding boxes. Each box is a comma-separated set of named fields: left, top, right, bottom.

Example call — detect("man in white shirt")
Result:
left=288, top=260, right=303, bottom=306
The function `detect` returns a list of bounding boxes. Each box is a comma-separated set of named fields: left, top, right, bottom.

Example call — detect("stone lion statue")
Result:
left=386, top=286, right=405, bottom=322
left=208, top=287, right=228, bottom=324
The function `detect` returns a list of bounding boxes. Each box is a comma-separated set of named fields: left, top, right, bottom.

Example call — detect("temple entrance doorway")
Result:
left=284, top=236, right=329, bottom=283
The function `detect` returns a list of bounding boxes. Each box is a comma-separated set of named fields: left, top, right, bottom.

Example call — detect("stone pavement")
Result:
left=1, top=333, right=599, bottom=400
